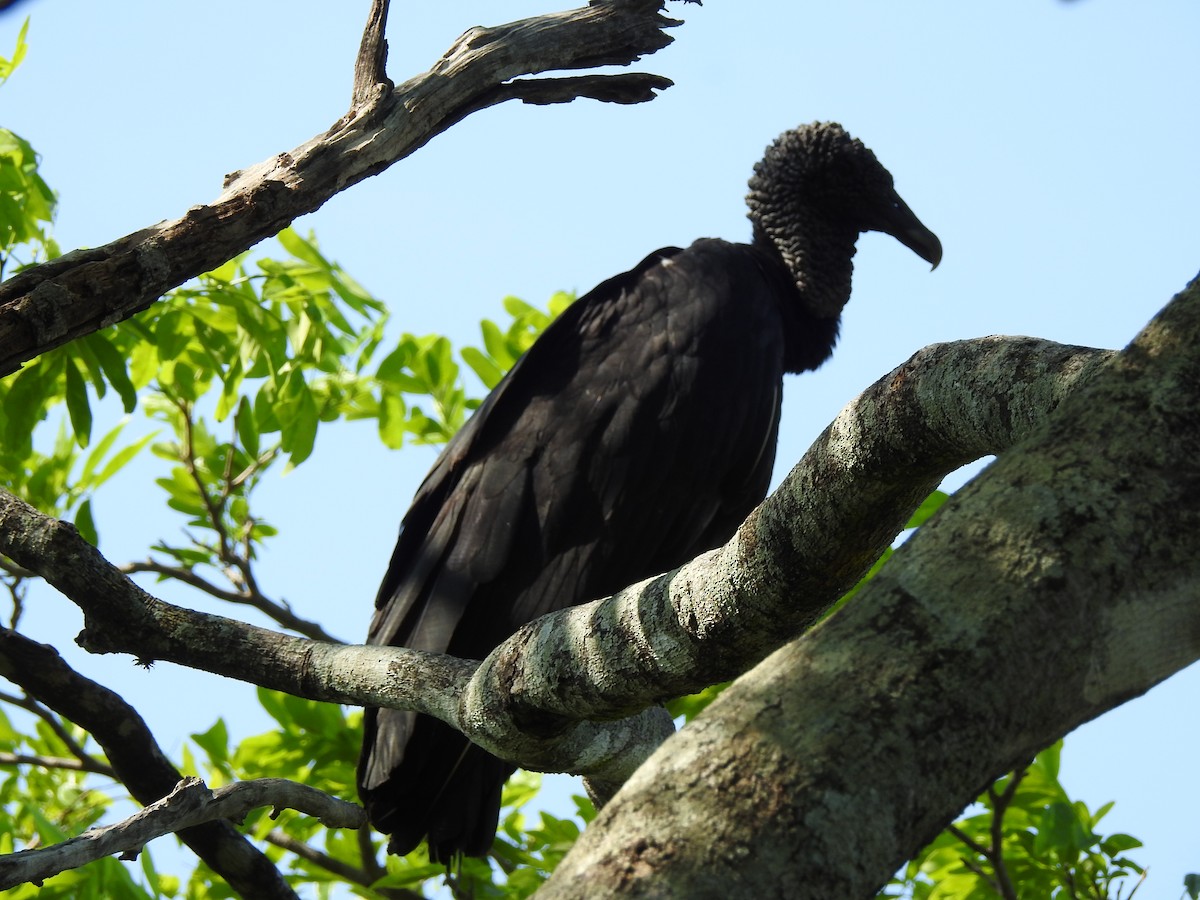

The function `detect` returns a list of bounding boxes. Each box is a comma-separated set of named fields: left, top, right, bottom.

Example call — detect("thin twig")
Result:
left=173, top=396, right=236, bottom=569
left=0, top=751, right=115, bottom=778
left=151, top=400, right=340, bottom=640
left=357, top=826, right=387, bottom=884
left=0, top=691, right=104, bottom=771
left=986, top=771, right=1025, bottom=900
left=946, top=823, right=991, bottom=860
left=120, top=561, right=342, bottom=642
left=0, top=556, right=35, bottom=579
left=265, top=829, right=422, bottom=899
left=956, top=853, right=1003, bottom=894
left=121, top=561, right=247, bottom=604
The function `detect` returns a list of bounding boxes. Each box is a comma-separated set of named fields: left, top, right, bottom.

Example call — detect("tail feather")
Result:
left=359, top=708, right=515, bottom=863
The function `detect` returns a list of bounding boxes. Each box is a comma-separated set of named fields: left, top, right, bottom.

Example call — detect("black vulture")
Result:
left=358, top=121, right=942, bottom=862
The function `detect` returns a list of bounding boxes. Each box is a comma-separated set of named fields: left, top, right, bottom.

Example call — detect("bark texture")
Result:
left=0, top=337, right=1113, bottom=789
left=541, top=275, right=1200, bottom=898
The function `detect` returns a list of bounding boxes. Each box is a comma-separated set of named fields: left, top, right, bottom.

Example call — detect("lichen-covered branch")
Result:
left=0, top=336, right=1111, bottom=790
left=0, top=776, right=363, bottom=891
left=463, top=337, right=1114, bottom=748
left=540, top=275, right=1200, bottom=898
left=0, top=0, right=682, bottom=376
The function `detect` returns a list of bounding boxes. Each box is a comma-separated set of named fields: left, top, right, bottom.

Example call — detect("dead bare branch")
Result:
left=0, top=776, right=364, bottom=891
left=352, top=0, right=393, bottom=105
left=0, top=0, right=683, bottom=376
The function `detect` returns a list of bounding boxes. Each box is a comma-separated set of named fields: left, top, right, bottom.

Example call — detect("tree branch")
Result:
left=0, top=688, right=103, bottom=770
left=987, top=778, right=1021, bottom=900
left=0, top=336, right=1111, bottom=789
left=0, top=0, right=682, bottom=376
left=351, top=0, right=392, bottom=106
left=0, top=776, right=364, bottom=891
left=0, top=751, right=114, bottom=778
left=457, top=337, right=1114, bottom=774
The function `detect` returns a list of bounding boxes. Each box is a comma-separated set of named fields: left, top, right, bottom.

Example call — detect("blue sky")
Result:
left=3, top=0, right=1199, bottom=893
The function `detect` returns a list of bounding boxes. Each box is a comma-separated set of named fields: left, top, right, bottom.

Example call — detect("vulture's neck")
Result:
left=751, top=218, right=856, bottom=374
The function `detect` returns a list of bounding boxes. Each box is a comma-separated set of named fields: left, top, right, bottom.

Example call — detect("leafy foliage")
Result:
left=0, top=705, right=169, bottom=900
left=883, top=741, right=1146, bottom=900
left=0, top=224, right=577, bottom=893
left=461, top=292, right=575, bottom=390
left=0, top=24, right=54, bottom=278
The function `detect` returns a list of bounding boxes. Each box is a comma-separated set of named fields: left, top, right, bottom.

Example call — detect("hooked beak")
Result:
left=872, top=189, right=943, bottom=271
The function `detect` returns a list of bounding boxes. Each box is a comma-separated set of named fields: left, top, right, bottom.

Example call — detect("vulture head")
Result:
left=747, top=121, right=942, bottom=319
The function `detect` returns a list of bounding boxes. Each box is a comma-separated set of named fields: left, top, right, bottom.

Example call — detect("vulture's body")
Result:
left=358, top=123, right=941, bottom=862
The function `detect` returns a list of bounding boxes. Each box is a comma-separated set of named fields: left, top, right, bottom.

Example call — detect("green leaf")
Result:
left=501, top=771, right=541, bottom=811
left=234, top=396, right=259, bottom=458
left=667, top=681, right=729, bottom=721
left=87, top=431, right=157, bottom=493
left=572, top=794, right=596, bottom=824
left=215, top=354, right=244, bottom=422
left=461, top=346, right=506, bottom=390
left=1037, top=739, right=1062, bottom=781
left=906, top=490, right=949, bottom=529
left=0, top=18, right=30, bottom=86
left=0, top=365, right=48, bottom=452
left=76, top=419, right=126, bottom=490
left=190, top=719, right=233, bottom=782
left=377, top=391, right=406, bottom=449
left=276, top=370, right=318, bottom=466
left=74, top=499, right=98, bottom=546
left=70, top=340, right=108, bottom=399
left=1091, top=798, right=1115, bottom=826
left=63, top=357, right=92, bottom=447
left=1183, top=873, right=1200, bottom=900
left=1099, top=833, right=1142, bottom=854
left=139, top=847, right=178, bottom=899
left=373, top=862, right=449, bottom=889
left=127, top=338, right=159, bottom=389
left=275, top=227, right=324, bottom=268
left=86, top=332, right=139, bottom=412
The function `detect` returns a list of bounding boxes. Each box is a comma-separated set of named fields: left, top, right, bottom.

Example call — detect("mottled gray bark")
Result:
left=3, top=288, right=1193, bottom=895
left=0, top=336, right=1113, bottom=789
left=541, top=274, right=1200, bottom=898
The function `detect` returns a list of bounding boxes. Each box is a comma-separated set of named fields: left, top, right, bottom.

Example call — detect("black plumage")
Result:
left=358, top=122, right=942, bottom=862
